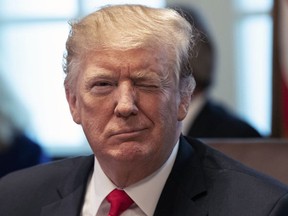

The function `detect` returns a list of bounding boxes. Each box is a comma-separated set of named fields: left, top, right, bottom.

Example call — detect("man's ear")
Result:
left=177, top=94, right=191, bottom=121
left=65, top=88, right=81, bottom=124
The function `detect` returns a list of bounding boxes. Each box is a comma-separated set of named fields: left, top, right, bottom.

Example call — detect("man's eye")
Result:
left=94, top=81, right=114, bottom=87
left=144, top=84, right=158, bottom=88
left=89, top=81, right=116, bottom=95
left=137, top=83, right=159, bottom=89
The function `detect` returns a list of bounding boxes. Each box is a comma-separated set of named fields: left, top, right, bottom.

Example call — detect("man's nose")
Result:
left=114, top=83, right=139, bottom=118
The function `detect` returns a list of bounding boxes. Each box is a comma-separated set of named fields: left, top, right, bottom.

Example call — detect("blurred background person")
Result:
left=169, top=4, right=262, bottom=138
left=0, top=74, right=50, bottom=177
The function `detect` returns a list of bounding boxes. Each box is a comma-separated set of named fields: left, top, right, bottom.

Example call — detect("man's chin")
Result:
left=106, top=143, right=150, bottom=161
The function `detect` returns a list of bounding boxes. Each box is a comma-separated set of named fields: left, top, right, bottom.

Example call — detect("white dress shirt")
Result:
left=81, top=141, right=179, bottom=216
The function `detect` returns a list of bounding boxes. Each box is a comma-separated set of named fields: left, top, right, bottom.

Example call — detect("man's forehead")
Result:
left=83, top=65, right=165, bottom=80
left=84, top=49, right=169, bottom=73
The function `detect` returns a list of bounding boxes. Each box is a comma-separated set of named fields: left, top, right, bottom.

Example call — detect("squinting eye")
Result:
left=137, top=83, right=160, bottom=90
left=137, top=82, right=158, bottom=88
left=94, top=81, right=114, bottom=87
left=143, top=85, right=158, bottom=88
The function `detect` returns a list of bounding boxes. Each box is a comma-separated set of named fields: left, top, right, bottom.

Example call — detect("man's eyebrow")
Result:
left=84, top=70, right=115, bottom=80
left=87, top=74, right=112, bottom=79
left=131, top=70, right=161, bottom=80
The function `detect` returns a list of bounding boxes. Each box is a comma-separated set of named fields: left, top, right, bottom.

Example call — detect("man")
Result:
left=0, top=4, right=287, bottom=216
left=169, top=5, right=262, bottom=138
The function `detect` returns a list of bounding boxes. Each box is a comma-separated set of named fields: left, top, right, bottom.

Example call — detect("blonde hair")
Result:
left=63, top=4, right=196, bottom=97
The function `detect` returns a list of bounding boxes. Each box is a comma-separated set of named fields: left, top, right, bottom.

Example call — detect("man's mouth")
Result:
left=110, top=128, right=148, bottom=138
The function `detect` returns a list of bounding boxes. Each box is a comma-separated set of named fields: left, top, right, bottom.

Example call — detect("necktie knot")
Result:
left=106, top=189, right=134, bottom=216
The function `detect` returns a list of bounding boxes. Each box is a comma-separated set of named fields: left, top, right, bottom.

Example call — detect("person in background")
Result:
left=0, top=5, right=287, bottom=216
left=169, top=4, right=262, bottom=138
left=0, top=74, right=50, bottom=177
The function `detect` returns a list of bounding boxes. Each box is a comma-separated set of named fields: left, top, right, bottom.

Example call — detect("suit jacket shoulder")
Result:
left=154, top=136, right=288, bottom=216
left=0, top=155, right=94, bottom=216
left=187, top=100, right=262, bottom=138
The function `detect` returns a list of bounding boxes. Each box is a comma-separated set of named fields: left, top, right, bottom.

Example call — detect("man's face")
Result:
left=66, top=48, right=188, bottom=169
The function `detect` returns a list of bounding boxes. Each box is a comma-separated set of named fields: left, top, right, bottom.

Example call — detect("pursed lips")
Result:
left=109, top=127, right=148, bottom=137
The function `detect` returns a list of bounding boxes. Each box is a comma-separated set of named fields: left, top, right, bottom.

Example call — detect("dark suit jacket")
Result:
left=187, top=100, right=262, bottom=138
left=1, top=137, right=288, bottom=216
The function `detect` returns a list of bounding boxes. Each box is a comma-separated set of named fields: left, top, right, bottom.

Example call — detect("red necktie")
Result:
left=106, top=189, right=134, bottom=216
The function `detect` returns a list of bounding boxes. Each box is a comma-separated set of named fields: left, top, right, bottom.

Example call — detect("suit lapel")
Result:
left=39, top=138, right=209, bottom=216
left=154, top=136, right=208, bottom=216
left=40, top=156, right=94, bottom=216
